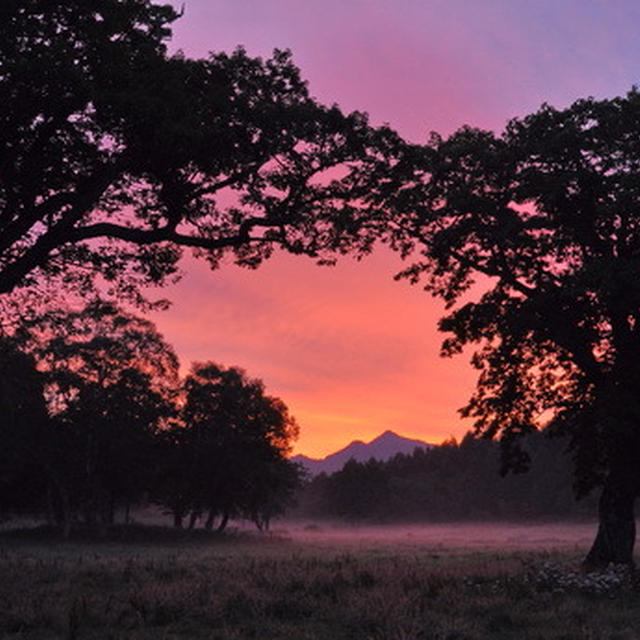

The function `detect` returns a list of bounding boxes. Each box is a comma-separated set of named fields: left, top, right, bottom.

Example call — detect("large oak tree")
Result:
left=0, top=0, right=398, bottom=304
left=379, top=90, right=640, bottom=567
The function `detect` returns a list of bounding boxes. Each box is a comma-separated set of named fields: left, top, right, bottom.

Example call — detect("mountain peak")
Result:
left=371, top=430, right=400, bottom=442
left=292, top=430, right=433, bottom=476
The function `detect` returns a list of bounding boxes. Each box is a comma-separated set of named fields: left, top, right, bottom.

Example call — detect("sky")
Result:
left=150, top=0, right=640, bottom=458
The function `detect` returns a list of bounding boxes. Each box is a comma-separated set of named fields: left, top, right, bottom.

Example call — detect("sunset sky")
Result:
left=151, top=0, right=640, bottom=458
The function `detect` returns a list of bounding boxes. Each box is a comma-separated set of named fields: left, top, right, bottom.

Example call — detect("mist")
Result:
left=273, top=520, right=609, bottom=552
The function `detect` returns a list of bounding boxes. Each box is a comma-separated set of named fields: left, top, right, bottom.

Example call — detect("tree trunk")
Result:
left=49, top=476, right=72, bottom=538
left=173, top=512, right=183, bottom=529
left=204, top=509, right=216, bottom=531
left=253, top=514, right=265, bottom=532
left=216, top=510, right=229, bottom=533
left=107, top=496, right=115, bottom=525
left=187, top=510, right=199, bottom=530
left=584, top=468, right=636, bottom=569
left=58, top=487, right=72, bottom=540
left=46, top=487, right=56, bottom=524
left=47, top=486, right=64, bottom=525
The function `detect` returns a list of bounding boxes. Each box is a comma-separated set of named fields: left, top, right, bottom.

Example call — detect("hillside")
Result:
left=291, top=430, right=432, bottom=476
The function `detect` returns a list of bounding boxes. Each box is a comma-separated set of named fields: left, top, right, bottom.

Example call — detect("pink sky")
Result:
left=151, top=0, right=640, bottom=457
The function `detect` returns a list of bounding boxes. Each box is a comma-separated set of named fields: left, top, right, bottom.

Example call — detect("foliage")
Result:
left=15, top=301, right=179, bottom=529
left=0, top=337, right=49, bottom=516
left=0, top=0, right=401, bottom=305
left=296, top=431, right=598, bottom=522
left=153, top=362, right=302, bottom=530
left=374, top=90, right=640, bottom=564
left=4, top=305, right=303, bottom=532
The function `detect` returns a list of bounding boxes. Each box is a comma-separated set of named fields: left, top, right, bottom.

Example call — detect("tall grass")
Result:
left=0, top=523, right=637, bottom=639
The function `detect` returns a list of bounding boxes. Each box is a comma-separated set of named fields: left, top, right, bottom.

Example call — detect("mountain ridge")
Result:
left=292, top=430, right=433, bottom=476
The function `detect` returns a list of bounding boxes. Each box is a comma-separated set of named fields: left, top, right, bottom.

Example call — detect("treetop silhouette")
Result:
left=377, top=89, right=640, bottom=566
left=0, top=1, right=401, bottom=304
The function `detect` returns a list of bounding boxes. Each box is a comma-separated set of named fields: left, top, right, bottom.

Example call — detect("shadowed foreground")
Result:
left=0, top=523, right=638, bottom=639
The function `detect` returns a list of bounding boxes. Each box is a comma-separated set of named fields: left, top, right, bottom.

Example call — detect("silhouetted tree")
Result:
left=19, top=301, right=178, bottom=533
left=0, top=337, right=49, bottom=518
left=325, top=458, right=391, bottom=520
left=0, top=1, right=400, bottom=303
left=241, top=450, right=303, bottom=531
left=157, top=362, right=301, bottom=531
left=295, top=431, right=594, bottom=523
left=152, top=425, right=193, bottom=529
left=379, top=90, right=640, bottom=566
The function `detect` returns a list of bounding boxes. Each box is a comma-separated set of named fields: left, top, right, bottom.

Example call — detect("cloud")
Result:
left=149, top=247, right=479, bottom=457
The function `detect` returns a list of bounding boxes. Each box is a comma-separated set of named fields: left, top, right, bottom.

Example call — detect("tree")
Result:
left=151, top=424, right=193, bottom=529
left=0, top=337, right=49, bottom=518
left=19, top=301, right=178, bottom=532
left=240, top=445, right=304, bottom=531
left=379, top=90, right=640, bottom=566
left=294, top=430, right=594, bottom=522
left=325, top=458, right=391, bottom=521
left=0, top=0, right=399, bottom=304
left=157, top=362, right=301, bottom=531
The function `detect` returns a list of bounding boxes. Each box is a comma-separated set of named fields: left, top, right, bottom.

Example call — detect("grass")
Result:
left=0, top=523, right=638, bottom=639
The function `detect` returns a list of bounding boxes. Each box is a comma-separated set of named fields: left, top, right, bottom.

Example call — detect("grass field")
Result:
left=0, top=521, right=638, bottom=639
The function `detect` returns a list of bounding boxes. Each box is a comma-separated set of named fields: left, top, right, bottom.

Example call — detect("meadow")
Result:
left=0, top=521, right=638, bottom=640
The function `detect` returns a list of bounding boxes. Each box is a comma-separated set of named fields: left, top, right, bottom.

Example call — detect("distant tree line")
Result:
left=0, top=301, right=302, bottom=536
left=294, top=431, right=598, bottom=522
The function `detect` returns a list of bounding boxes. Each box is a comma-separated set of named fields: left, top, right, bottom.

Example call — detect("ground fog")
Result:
left=274, top=520, right=603, bottom=552
left=1, top=520, right=639, bottom=639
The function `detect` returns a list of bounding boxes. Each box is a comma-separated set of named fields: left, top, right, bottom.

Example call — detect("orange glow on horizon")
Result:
left=149, top=249, right=479, bottom=459
left=151, top=0, right=640, bottom=459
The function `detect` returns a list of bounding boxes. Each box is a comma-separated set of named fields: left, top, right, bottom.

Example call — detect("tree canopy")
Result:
left=154, top=362, right=301, bottom=531
left=0, top=337, right=49, bottom=516
left=295, top=431, right=596, bottom=523
left=378, top=90, right=640, bottom=566
left=14, top=301, right=179, bottom=531
left=0, top=0, right=399, bottom=304
left=0, top=303, right=303, bottom=534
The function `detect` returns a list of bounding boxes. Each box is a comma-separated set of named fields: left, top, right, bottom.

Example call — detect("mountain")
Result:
left=291, top=430, right=433, bottom=476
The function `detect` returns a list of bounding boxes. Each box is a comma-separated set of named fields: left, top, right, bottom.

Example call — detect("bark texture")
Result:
left=584, top=468, right=637, bottom=569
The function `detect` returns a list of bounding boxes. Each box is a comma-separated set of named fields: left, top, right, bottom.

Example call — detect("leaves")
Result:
left=0, top=2, right=403, bottom=303
left=155, top=362, right=301, bottom=529
left=383, top=90, right=640, bottom=491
